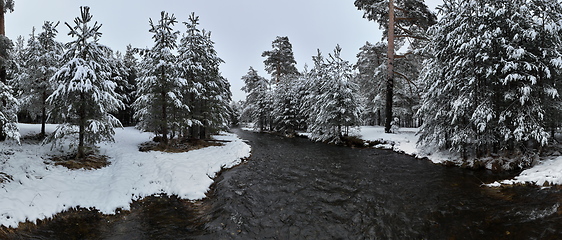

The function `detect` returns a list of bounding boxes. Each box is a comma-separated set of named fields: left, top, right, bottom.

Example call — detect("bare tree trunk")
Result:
left=77, top=93, right=86, bottom=158
left=276, top=63, right=280, bottom=83
left=0, top=2, right=6, bottom=141
left=0, top=3, right=5, bottom=36
left=41, top=89, right=47, bottom=138
left=385, top=0, right=395, bottom=133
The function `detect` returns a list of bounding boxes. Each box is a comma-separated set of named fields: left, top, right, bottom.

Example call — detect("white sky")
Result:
left=6, top=0, right=442, bottom=101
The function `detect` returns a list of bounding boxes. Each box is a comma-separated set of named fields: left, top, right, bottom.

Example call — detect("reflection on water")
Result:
left=2, top=129, right=562, bottom=239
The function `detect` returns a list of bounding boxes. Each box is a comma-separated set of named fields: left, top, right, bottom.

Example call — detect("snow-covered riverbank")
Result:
left=355, top=126, right=562, bottom=187
left=0, top=124, right=251, bottom=228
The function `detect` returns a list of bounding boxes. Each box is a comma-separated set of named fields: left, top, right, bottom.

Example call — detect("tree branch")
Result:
left=395, top=35, right=429, bottom=40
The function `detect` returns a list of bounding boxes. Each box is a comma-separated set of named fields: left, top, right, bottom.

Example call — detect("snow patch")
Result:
left=0, top=124, right=250, bottom=228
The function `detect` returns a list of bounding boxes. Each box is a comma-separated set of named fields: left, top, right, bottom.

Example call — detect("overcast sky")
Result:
left=6, top=0, right=442, bottom=101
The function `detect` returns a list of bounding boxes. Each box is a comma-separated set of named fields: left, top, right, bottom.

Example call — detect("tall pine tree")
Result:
left=355, top=0, right=436, bottom=132
left=178, top=13, right=231, bottom=139
left=134, top=11, right=189, bottom=144
left=0, top=0, right=15, bottom=141
left=47, top=6, right=124, bottom=158
left=15, top=22, right=62, bottom=137
left=262, top=36, right=299, bottom=83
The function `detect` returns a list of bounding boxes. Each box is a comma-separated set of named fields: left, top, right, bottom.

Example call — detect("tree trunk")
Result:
left=276, top=63, right=281, bottom=83
left=0, top=4, right=6, bottom=141
left=41, top=89, right=47, bottom=138
left=77, top=93, right=86, bottom=159
left=0, top=3, right=5, bottom=36
left=161, top=89, right=168, bottom=145
left=385, top=0, right=395, bottom=133
left=160, top=69, right=169, bottom=145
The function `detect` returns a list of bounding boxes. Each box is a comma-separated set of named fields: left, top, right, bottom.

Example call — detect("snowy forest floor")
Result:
left=243, top=125, right=562, bottom=188
left=0, top=124, right=251, bottom=228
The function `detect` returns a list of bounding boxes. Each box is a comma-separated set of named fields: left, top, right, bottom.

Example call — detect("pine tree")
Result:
left=308, top=45, right=362, bottom=143
left=105, top=49, right=131, bottom=126
left=0, top=65, right=17, bottom=142
left=0, top=0, right=14, bottom=141
left=271, top=73, right=301, bottom=136
left=418, top=0, right=562, bottom=166
left=118, top=44, right=138, bottom=126
left=355, top=0, right=436, bottom=133
left=262, top=36, right=299, bottom=83
left=241, top=66, right=270, bottom=132
left=47, top=6, right=124, bottom=158
left=178, top=13, right=231, bottom=139
left=199, top=29, right=232, bottom=137
left=134, top=11, right=188, bottom=144
left=15, top=22, right=63, bottom=137
left=0, top=0, right=14, bottom=36
left=354, top=41, right=387, bottom=125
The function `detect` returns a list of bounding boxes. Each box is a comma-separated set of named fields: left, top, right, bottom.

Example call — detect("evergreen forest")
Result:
left=1, top=0, right=562, bottom=170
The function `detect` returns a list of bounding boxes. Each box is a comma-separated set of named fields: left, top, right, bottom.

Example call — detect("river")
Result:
left=4, top=129, right=562, bottom=239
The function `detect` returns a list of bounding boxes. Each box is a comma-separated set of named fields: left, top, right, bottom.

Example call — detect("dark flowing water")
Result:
left=3, top=129, right=562, bottom=239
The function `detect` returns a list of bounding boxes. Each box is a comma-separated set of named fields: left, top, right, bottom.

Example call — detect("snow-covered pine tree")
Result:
left=418, top=0, right=562, bottom=166
left=117, top=44, right=138, bottom=126
left=262, top=36, right=302, bottom=134
left=354, top=41, right=387, bottom=126
left=355, top=0, right=436, bottom=133
left=0, top=0, right=15, bottom=141
left=308, top=45, right=361, bottom=143
left=10, top=35, right=24, bottom=73
left=105, top=49, right=132, bottom=126
left=299, top=54, right=325, bottom=131
left=177, top=12, right=204, bottom=138
left=47, top=6, right=124, bottom=158
left=0, top=34, right=16, bottom=141
left=134, top=11, right=188, bottom=144
left=178, top=13, right=231, bottom=139
left=241, top=66, right=270, bottom=132
left=271, top=73, right=301, bottom=136
left=262, top=36, right=299, bottom=83
left=196, top=29, right=232, bottom=138
left=354, top=41, right=424, bottom=128
left=15, top=22, right=62, bottom=137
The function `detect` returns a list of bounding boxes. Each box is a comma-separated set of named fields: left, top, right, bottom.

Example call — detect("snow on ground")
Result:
left=354, top=126, right=453, bottom=164
left=357, top=126, right=418, bottom=155
left=0, top=124, right=250, bottom=228
left=357, top=126, right=562, bottom=187
left=488, top=156, right=562, bottom=186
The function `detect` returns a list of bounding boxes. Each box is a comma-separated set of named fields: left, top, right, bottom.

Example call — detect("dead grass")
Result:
left=0, top=195, right=208, bottom=239
left=138, top=138, right=225, bottom=153
left=21, top=133, right=46, bottom=142
left=47, top=153, right=110, bottom=170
